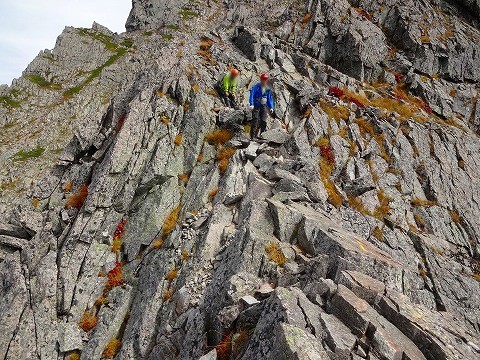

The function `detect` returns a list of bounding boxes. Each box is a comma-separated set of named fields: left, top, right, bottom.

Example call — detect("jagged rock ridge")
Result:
left=0, top=0, right=479, bottom=359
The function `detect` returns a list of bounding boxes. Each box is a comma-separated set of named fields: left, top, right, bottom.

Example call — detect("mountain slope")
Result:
left=0, top=0, right=479, bottom=359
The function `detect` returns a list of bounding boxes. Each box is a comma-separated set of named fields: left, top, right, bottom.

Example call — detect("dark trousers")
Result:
left=251, top=106, right=267, bottom=139
left=218, top=89, right=237, bottom=109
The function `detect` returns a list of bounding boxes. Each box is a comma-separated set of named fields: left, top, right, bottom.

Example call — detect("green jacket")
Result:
left=221, top=73, right=238, bottom=94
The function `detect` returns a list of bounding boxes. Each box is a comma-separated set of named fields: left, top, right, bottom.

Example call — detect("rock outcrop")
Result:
left=0, top=0, right=479, bottom=359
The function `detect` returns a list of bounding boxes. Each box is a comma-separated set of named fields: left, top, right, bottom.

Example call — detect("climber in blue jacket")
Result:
left=249, top=73, right=274, bottom=140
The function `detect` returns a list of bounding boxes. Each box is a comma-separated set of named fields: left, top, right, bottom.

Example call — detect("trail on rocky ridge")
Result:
left=0, top=0, right=479, bottom=359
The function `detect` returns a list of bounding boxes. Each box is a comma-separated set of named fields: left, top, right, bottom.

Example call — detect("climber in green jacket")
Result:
left=218, top=68, right=240, bottom=109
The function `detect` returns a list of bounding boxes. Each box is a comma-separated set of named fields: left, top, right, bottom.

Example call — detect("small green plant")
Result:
left=13, top=146, right=45, bottom=161
left=179, top=8, right=198, bottom=20
left=162, top=34, right=173, bottom=40
left=167, top=24, right=180, bottom=30
left=121, top=39, right=134, bottom=48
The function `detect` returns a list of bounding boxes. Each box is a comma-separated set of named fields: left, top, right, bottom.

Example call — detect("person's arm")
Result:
left=267, top=90, right=274, bottom=110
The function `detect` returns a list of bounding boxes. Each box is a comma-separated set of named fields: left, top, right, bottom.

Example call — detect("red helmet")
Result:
left=230, top=68, right=239, bottom=77
left=260, top=73, right=269, bottom=81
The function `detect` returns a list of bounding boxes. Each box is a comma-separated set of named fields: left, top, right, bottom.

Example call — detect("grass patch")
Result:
left=449, top=210, right=461, bottom=224
left=79, top=308, right=97, bottom=332
left=411, top=197, right=437, bottom=207
left=373, top=189, right=392, bottom=220
left=324, top=179, right=343, bottom=208
left=2, top=121, right=17, bottom=129
left=216, top=147, right=236, bottom=174
left=162, top=34, right=173, bottom=40
left=165, top=268, right=179, bottom=282
left=167, top=24, right=180, bottom=30
left=78, top=28, right=118, bottom=52
left=174, top=134, right=183, bottom=146
left=319, top=99, right=350, bottom=122
left=152, top=239, right=164, bottom=249
left=0, top=95, right=21, bottom=109
left=13, top=146, right=45, bottom=161
left=63, top=38, right=132, bottom=99
left=205, top=129, right=234, bottom=146
left=181, top=249, right=190, bottom=261
left=372, top=226, right=384, bottom=241
left=163, top=288, right=175, bottom=302
left=301, top=13, right=312, bottom=29
left=25, top=74, right=61, bottom=90
left=162, top=204, right=182, bottom=240
left=178, top=173, right=190, bottom=186
left=413, top=212, right=426, bottom=229
left=179, top=8, right=199, bottom=20
left=265, top=242, right=286, bottom=266
left=161, top=114, right=170, bottom=124
left=348, top=195, right=370, bottom=215
left=65, top=185, right=89, bottom=209
left=209, top=187, right=219, bottom=202
left=102, top=339, right=121, bottom=359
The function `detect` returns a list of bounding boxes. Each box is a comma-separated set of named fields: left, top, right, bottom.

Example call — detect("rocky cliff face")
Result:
left=0, top=1, right=479, bottom=359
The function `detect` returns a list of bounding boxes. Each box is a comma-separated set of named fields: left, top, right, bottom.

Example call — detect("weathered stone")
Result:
left=271, top=323, right=329, bottom=359
left=329, top=285, right=427, bottom=360
left=233, top=26, right=261, bottom=61
left=1, top=0, right=480, bottom=358
left=199, top=349, right=217, bottom=360
left=0, top=253, right=28, bottom=357
left=261, top=129, right=290, bottom=144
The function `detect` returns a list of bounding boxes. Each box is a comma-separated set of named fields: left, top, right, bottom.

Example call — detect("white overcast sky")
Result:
left=0, top=0, right=132, bottom=85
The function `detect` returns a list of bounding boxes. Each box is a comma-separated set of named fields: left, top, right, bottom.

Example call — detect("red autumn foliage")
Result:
left=422, top=103, right=433, bottom=114
left=116, top=114, right=126, bottom=133
left=107, top=262, right=123, bottom=288
left=394, top=73, right=405, bottom=82
left=329, top=86, right=344, bottom=98
left=319, top=145, right=335, bottom=164
left=65, top=185, right=89, bottom=209
left=113, top=218, right=127, bottom=239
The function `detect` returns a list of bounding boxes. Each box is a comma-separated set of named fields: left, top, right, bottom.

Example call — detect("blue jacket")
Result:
left=249, top=83, right=274, bottom=109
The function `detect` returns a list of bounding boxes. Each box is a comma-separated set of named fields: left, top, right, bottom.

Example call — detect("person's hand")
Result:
left=249, top=105, right=254, bottom=110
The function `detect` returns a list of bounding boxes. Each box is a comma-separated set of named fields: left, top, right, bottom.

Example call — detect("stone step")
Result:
left=328, top=284, right=427, bottom=360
